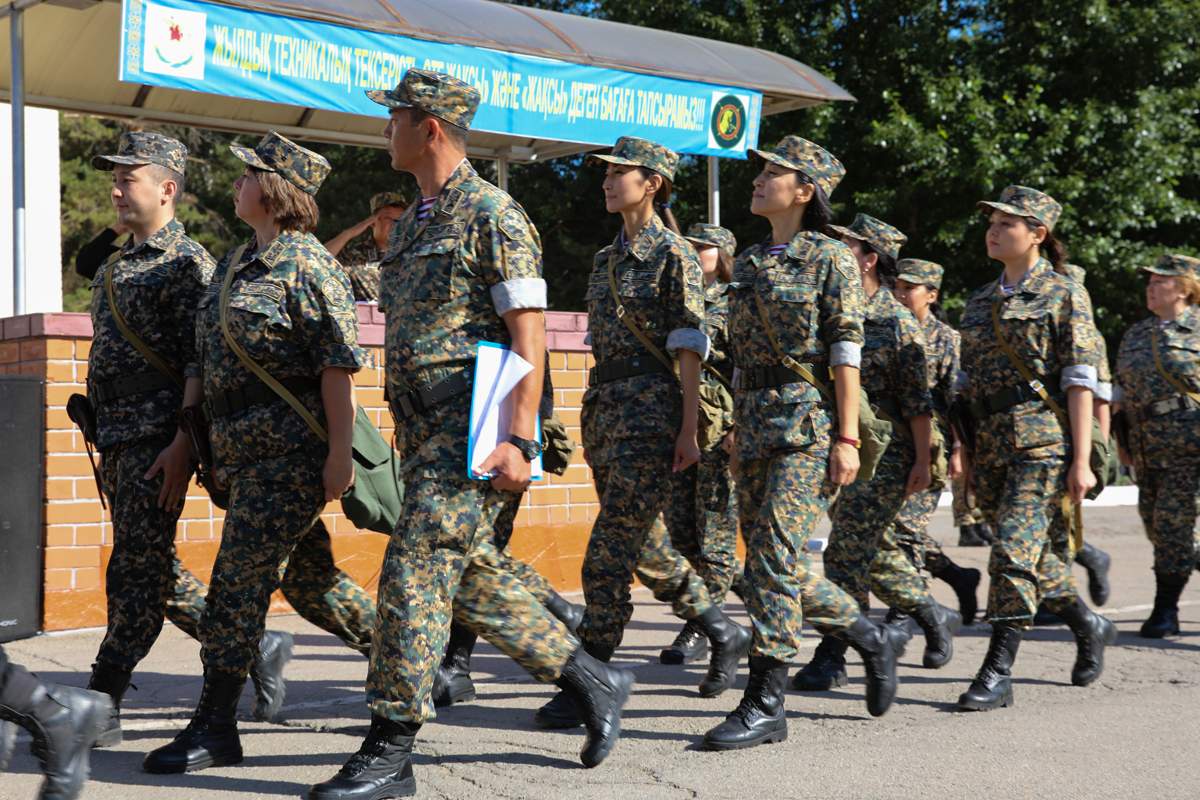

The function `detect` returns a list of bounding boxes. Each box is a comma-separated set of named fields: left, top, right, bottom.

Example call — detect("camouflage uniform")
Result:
left=193, top=132, right=375, bottom=679
left=727, top=137, right=865, bottom=660
left=662, top=223, right=741, bottom=604
left=959, top=187, right=1098, bottom=623
left=821, top=217, right=936, bottom=613
left=1116, top=255, right=1200, bottom=580
left=578, top=138, right=719, bottom=653
left=334, top=191, right=409, bottom=302
left=87, top=133, right=216, bottom=674
left=365, top=74, right=576, bottom=724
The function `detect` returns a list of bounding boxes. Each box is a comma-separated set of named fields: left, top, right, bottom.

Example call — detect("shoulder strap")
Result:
left=1151, top=326, right=1200, bottom=404
left=218, top=245, right=328, bottom=443
left=749, top=287, right=831, bottom=401
left=990, top=300, right=1068, bottom=425
left=103, top=252, right=184, bottom=389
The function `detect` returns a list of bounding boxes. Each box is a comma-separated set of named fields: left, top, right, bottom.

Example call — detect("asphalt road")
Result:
left=5, top=505, right=1198, bottom=800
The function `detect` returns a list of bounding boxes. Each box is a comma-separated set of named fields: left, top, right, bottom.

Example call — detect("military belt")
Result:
left=733, top=363, right=818, bottom=391
left=89, top=370, right=175, bottom=405
left=388, top=368, right=472, bottom=422
left=588, top=355, right=671, bottom=386
left=1139, top=394, right=1200, bottom=420
left=205, top=377, right=320, bottom=419
left=969, top=381, right=1054, bottom=420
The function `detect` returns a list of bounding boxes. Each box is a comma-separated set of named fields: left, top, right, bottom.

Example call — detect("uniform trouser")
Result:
left=200, top=458, right=376, bottom=677
left=892, top=485, right=949, bottom=574
left=490, top=492, right=557, bottom=605
left=973, top=452, right=1079, bottom=624
left=824, top=443, right=933, bottom=612
left=1136, top=464, right=1200, bottom=579
left=576, top=451, right=715, bottom=654
left=951, top=474, right=984, bottom=527
left=366, top=465, right=576, bottom=724
left=739, top=451, right=860, bottom=661
left=662, top=444, right=741, bottom=603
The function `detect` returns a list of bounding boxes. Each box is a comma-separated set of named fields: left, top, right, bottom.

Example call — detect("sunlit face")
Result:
left=1146, top=273, right=1185, bottom=318
left=895, top=278, right=938, bottom=317
left=985, top=210, right=1044, bottom=262
left=111, top=164, right=170, bottom=228
left=233, top=168, right=268, bottom=226
left=602, top=164, right=657, bottom=214
left=383, top=109, right=426, bottom=172
left=750, top=162, right=805, bottom=216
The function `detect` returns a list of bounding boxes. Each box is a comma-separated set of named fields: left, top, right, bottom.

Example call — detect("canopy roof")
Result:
left=1, top=0, right=853, bottom=160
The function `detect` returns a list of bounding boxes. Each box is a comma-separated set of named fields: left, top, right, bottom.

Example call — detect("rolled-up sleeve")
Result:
left=820, top=243, right=865, bottom=367
left=491, top=277, right=547, bottom=315
left=666, top=327, right=711, bottom=359
left=664, top=242, right=708, bottom=360
left=830, top=341, right=861, bottom=368
left=1061, top=364, right=1098, bottom=393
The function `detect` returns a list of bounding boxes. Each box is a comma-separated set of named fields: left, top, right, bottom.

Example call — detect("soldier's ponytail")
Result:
left=639, top=167, right=682, bottom=235
left=1024, top=219, right=1069, bottom=272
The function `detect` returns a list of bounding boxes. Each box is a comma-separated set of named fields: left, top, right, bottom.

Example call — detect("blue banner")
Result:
left=118, top=0, right=762, bottom=158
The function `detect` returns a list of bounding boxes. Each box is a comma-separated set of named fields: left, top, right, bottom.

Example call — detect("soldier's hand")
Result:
left=673, top=429, right=700, bottom=473
left=1066, top=459, right=1096, bottom=505
left=829, top=441, right=860, bottom=486
left=948, top=447, right=964, bottom=481
left=904, top=459, right=932, bottom=497
left=323, top=450, right=355, bottom=503
left=477, top=442, right=530, bottom=493
left=145, top=433, right=194, bottom=510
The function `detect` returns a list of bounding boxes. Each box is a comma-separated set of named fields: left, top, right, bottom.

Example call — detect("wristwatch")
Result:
left=508, top=434, right=544, bottom=462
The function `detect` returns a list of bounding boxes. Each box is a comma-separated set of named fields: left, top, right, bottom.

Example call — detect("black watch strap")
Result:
left=508, top=434, right=543, bottom=462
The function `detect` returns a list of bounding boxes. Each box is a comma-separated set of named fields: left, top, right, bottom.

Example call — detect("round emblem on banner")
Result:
left=710, top=95, right=746, bottom=149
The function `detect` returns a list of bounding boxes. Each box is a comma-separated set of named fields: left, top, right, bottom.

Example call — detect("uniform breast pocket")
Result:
left=228, top=286, right=292, bottom=334
left=406, top=237, right=459, bottom=301
left=618, top=269, right=659, bottom=299
left=1161, top=339, right=1200, bottom=386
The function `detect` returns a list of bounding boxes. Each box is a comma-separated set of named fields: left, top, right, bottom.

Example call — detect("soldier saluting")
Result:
left=310, top=70, right=633, bottom=800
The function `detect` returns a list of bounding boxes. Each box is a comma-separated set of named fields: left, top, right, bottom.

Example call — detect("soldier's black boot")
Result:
left=142, top=671, right=244, bottom=773
left=308, top=716, right=418, bottom=800
left=1139, top=573, right=1187, bottom=639
left=1057, top=598, right=1117, bottom=687
left=533, top=643, right=613, bottom=730
left=789, top=635, right=849, bottom=691
left=838, top=616, right=906, bottom=717
left=976, top=522, right=996, bottom=544
left=701, top=656, right=788, bottom=751
left=957, top=624, right=1021, bottom=711
left=1032, top=602, right=1063, bottom=626
left=910, top=599, right=961, bottom=669
left=0, top=718, right=14, bottom=770
left=929, top=558, right=981, bottom=624
left=0, top=669, right=111, bottom=800
left=883, top=608, right=915, bottom=640
left=554, top=648, right=634, bottom=767
left=85, top=661, right=131, bottom=748
left=659, top=620, right=708, bottom=665
left=1074, top=543, right=1112, bottom=606
left=957, top=524, right=987, bottom=546
left=250, top=630, right=293, bottom=722
left=543, top=592, right=585, bottom=634
left=431, top=624, right=477, bottom=708
left=693, top=607, right=752, bottom=698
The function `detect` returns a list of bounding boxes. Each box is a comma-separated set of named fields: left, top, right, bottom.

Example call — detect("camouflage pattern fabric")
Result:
left=93, top=435, right=189, bottom=671
left=491, top=491, right=557, bottom=604
left=587, top=136, right=680, bottom=181
left=895, top=259, right=945, bottom=289
left=369, top=469, right=575, bottom=723
left=577, top=212, right=714, bottom=651
left=371, top=158, right=574, bottom=722
left=704, top=280, right=735, bottom=385
left=1117, top=302, right=1200, bottom=577
left=370, top=191, right=409, bottom=215
left=951, top=477, right=985, bottom=527
left=92, top=130, right=188, bottom=174
left=726, top=232, right=865, bottom=463
left=726, top=229, right=866, bottom=657
left=193, top=231, right=369, bottom=485
left=748, top=136, right=845, bottom=197
left=827, top=214, right=908, bottom=260
left=663, top=448, right=740, bottom=603
left=683, top=223, right=736, bottom=261
left=1141, top=253, right=1200, bottom=277
left=978, top=185, right=1062, bottom=231
left=334, top=233, right=384, bottom=302
left=166, top=558, right=208, bottom=639
left=825, top=284, right=933, bottom=611
left=230, top=131, right=331, bottom=196
left=89, top=218, right=214, bottom=449
left=958, top=258, right=1096, bottom=624
left=367, top=68, right=481, bottom=129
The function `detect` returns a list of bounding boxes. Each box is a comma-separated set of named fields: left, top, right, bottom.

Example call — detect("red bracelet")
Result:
left=836, top=435, right=861, bottom=449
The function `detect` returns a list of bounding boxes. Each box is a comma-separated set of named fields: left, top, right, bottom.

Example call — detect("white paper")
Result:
left=467, top=342, right=543, bottom=480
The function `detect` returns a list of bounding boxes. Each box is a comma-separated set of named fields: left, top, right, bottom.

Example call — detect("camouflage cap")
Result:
left=895, top=258, right=945, bottom=290
left=978, top=185, right=1062, bottom=232
left=748, top=135, right=845, bottom=197
left=587, top=137, right=679, bottom=182
left=366, top=68, right=480, bottom=130
left=370, top=191, right=409, bottom=214
left=230, top=131, right=331, bottom=196
left=92, top=131, right=187, bottom=175
left=683, top=223, right=737, bottom=260
left=1141, top=253, right=1200, bottom=278
left=827, top=213, right=908, bottom=260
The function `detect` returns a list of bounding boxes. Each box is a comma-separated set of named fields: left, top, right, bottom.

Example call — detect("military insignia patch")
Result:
left=239, top=281, right=285, bottom=303
left=321, top=276, right=349, bottom=307
left=498, top=208, right=529, bottom=241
